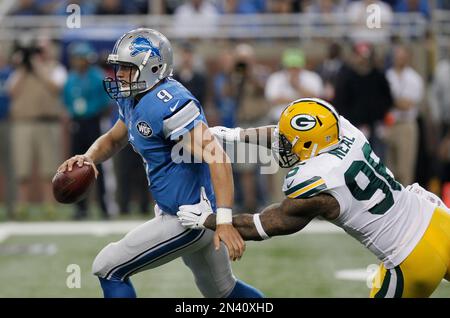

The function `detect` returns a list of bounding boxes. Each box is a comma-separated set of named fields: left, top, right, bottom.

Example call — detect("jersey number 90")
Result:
left=344, top=143, right=401, bottom=215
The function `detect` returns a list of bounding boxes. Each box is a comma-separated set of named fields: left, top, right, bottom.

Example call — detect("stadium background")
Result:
left=0, top=0, right=449, bottom=297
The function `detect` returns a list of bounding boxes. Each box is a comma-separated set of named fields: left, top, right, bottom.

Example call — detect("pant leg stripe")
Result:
left=385, top=269, right=397, bottom=298
left=122, top=229, right=206, bottom=280
left=374, top=268, right=391, bottom=298
left=394, top=266, right=404, bottom=298
left=109, top=229, right=205, bottom=280
left=105, top=228, right=192, bottom=279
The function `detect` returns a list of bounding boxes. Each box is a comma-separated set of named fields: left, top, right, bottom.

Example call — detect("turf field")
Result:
left=0, top=222, right=449, bottom=298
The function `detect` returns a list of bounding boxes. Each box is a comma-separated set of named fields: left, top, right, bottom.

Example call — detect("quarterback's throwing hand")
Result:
left=57, top=154, right=99, bottom=179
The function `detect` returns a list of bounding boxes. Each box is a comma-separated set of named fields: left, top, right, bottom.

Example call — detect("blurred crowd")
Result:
left=8, top=0, right=450, bottom=16
left=0, top=0, right=450, bottom=221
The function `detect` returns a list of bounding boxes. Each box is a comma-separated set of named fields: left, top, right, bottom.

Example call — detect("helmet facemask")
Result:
left=103, top=62, right=146, bottom=99
left=272, top=128, right=300, bottom=168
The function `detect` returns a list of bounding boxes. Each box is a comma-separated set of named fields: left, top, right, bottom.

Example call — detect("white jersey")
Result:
left=282, top=116, right=436, bottom=269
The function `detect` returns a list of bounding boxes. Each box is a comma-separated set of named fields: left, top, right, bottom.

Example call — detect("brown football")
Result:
left=52, top=164, right=95, bottom=204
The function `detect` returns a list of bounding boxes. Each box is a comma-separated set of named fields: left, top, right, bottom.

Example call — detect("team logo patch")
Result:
left=129, top=36, right=162, bottom=60
left=136, top=121, right=153, bottom=138
left=291, top=114, right=317, bottom=131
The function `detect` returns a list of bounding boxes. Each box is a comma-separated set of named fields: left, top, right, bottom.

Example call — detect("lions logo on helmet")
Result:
left=129, top=36, right=162, bottom=61
left=275, top=98, right=341, bottom=168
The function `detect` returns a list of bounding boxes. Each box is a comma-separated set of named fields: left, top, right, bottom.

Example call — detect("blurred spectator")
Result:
left=385, top=45, right=423, bottom=185
left=382, top=0, right=400, bottom=7
left=96, top=0, right=127, bottom=15
left=113, top=143, right=151, bottom=216
left=304, top=0, right=345, bottom=29
left=232, top=44, right=271, bottom=212
left=63, top=42, right=110, bottom=220
left=316, top=42, right=344, bottom=101
left=218, top=0, right=266, bottom=14
left=304, top=0, right=344, bottom=14
left=212, top=44, right=270, bottom=211
left=10, top=0, right=43, bottom=15
left=430, top=55, right=450, bottom=133
left=126, top=0, right=149, bottom=14
left=173, top=43, right=207, bottom=105
left=234, top=43, right=271, bottom=125
left=346, top=0, right=394, bottom=43
left=430, top=53, right=450, bottom=185
left=265, top=48, right=323, bottom=124
left=213, top=50, right=239, bottom=127
left=394, top=0, right=430, bottom=19
left=54, top=0, right=97, bottom=15
left=165, top=0, right=185, bottom=14
left=35, top=0, right=62, bottom=15
left=333, top=42, right=393, bottom=154
left=173, top=0, right=219, bottom=37
left=265, top=47, right=322, bottom=203
left=437, top=0, right=450, bottom=9
left=267, top=0, right=297, bottom=13
left=0, top=49, right=15, bottom=219
left=7, top=38, right=67, bottom=219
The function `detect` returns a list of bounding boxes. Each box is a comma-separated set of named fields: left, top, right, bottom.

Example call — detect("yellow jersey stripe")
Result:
left=287, top=179, right=326, bottom=199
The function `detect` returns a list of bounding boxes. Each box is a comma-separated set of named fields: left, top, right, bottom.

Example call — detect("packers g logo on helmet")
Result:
left=290, top=114, right=317, bottom=131
left=275, top=98, right=341, bottom=168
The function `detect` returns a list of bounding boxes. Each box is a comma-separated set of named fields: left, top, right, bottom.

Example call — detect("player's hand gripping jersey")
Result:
left=282, top=117, right=436, bottom=269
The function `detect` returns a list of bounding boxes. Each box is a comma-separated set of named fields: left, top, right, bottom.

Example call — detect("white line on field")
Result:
left=0, top=219, right=343, bottom=243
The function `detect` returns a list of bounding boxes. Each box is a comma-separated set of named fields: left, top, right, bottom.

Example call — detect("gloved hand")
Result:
left=209, top=126, right=241, bottom=144
left=177, top=187, right=213, bottom=229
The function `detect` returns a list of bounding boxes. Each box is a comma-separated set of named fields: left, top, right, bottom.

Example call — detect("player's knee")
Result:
left=182, top=258, right=235, bottom=298
left=92, top=242, right=119, bottom=277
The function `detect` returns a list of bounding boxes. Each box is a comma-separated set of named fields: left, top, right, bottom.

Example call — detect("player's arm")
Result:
left=57, top=119, right=128, bottom=177
left=211, top=125, right=276, bottom=149
left=180, top=121, right=245, bottom=261
left=181, top=194, right=340, bottom=241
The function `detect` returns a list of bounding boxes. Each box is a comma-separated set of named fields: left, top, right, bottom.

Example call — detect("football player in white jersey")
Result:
left=178, top=98, right=450, bottom=298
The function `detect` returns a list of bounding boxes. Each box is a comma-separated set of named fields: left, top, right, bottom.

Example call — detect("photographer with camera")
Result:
left=213, top=44, right=271, bottom=212
left=7, top=38, right=67, bottom=219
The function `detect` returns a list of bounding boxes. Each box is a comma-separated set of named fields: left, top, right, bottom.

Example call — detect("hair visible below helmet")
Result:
left=103, top=28, right=173, bottom=99
left=273, top=98, right=341, bottom=168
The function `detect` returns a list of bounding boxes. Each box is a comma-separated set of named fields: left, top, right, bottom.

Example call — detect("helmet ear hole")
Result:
left=151, top=66, right=159, bottom=73
left=304, top=141, right=312, bottom=149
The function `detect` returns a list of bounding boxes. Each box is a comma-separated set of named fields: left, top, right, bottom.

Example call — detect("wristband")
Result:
left=253, top=213, right=270, bottom=240
left=216, top=208, right=233, bottom=224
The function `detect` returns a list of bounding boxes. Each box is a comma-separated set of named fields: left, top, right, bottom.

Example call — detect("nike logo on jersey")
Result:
left=170, top=101, right=180, bottom=112
left=287, top=179, right=294, bottom=188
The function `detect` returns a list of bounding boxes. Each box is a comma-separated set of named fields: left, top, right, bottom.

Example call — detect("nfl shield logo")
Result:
left=136, top=121, right=153, bottom=138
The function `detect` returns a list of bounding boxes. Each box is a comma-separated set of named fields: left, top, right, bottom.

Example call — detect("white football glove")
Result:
left=209, top=126, right=241, bottom=144
left=177, top=187, right=213, bottom=229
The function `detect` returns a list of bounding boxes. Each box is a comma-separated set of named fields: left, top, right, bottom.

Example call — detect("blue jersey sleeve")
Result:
left=162, top=99, right=206, bottom=140
left=135, top=78, right=207, bottom=140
